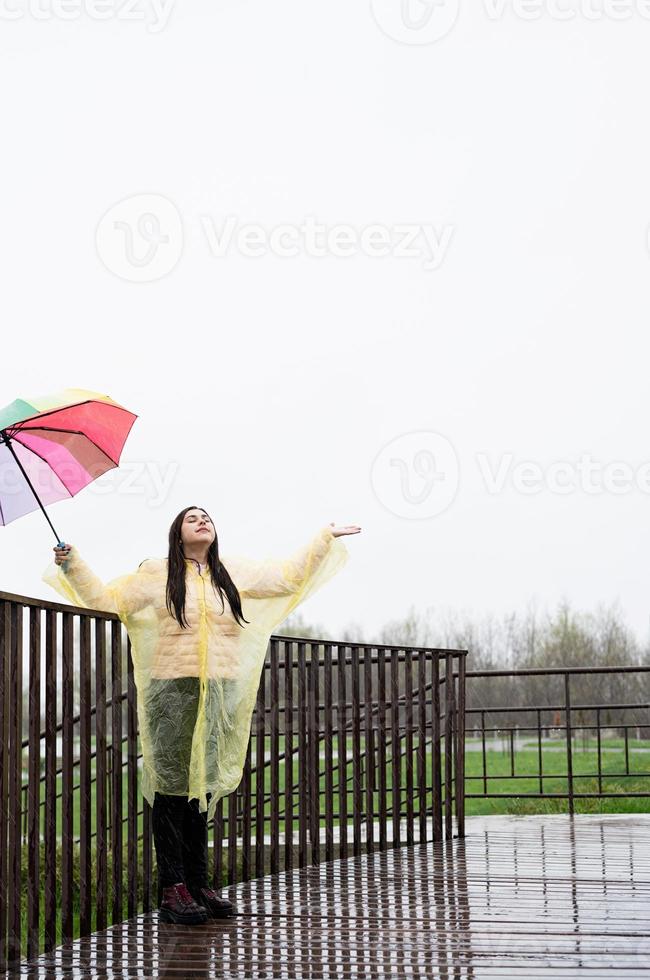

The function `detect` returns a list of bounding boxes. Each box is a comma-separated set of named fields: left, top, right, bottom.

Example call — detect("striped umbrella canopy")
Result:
left=0, top=387, right=138, bottom=543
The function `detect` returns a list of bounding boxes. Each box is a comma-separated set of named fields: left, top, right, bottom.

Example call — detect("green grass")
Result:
left=461, top=746, right=649, bottom=815
left=28, top=737, right=650, bottom=839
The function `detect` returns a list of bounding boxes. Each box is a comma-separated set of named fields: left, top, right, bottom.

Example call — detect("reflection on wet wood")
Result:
left=15, top=815, right=650, bottom=978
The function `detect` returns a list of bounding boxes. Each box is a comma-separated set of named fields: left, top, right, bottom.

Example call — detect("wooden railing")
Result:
left=0, top=591, right=467, bottom=968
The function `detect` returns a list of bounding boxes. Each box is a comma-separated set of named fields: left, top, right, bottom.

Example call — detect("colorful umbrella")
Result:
left=0, top=387, right=138, bottom=545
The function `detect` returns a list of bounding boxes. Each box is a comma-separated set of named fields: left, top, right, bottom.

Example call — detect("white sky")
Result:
left=2, top=0, right=650, bottom=648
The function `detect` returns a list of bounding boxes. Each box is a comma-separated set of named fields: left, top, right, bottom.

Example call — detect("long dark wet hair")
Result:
left=165, top=505, right=250, bottom=630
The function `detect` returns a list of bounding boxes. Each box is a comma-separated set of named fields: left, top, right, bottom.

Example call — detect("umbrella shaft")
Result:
left=1, top=432, right=63, bottom=545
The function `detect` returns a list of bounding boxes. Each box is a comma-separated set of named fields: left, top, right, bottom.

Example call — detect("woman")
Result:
left=44, top=507, right=359, bottom=925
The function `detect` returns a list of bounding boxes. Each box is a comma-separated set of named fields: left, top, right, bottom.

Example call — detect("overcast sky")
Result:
left=2, top=1, right=650, bottom=649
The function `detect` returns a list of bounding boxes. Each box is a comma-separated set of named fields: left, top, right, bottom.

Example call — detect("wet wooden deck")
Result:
left=16, top=814, right=650, bottom=978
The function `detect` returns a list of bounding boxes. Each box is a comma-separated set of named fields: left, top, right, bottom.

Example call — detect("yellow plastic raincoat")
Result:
left=42, top=524, right=349, bottom=821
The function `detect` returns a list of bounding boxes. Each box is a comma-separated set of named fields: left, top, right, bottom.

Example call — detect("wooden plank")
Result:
left=269, top=638, right=280, bottom=875
left=323, top=642, right=334, bottom=864
left=283, top=641, right=295, bottom=873
left=95, top=619, right=108, bottom=929
left=18, top=815, right=650, bottom=979
left=26, top=607, right=41, bottom=961
left=43, top=609, right=57, bottom=953
left=78, top=616, right=91, bottom=935
left=60, top=612, right=73, bottom=942
left=336, top=645, right=348, bottom=861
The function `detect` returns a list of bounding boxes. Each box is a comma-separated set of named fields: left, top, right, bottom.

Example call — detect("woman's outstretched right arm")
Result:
left=44, top=542, right=154, bottom=616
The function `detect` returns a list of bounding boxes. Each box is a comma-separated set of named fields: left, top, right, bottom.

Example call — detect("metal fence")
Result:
left=0, top=591, right=467, bottom=968
left=464, top=665, right=650, bottom=810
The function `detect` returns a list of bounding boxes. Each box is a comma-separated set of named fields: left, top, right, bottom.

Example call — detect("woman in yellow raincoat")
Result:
left=44, top=506, right=358, bottom=924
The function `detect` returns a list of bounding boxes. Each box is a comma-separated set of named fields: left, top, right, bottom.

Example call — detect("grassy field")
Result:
left=462, top=742, right=649, bottom=815
left=29, top=736, right=650, bottom=839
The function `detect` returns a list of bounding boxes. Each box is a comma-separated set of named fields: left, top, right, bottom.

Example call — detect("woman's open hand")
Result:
left=53, top=543, right=72, bottom=566
left=329, top=523, right=361, bottom=538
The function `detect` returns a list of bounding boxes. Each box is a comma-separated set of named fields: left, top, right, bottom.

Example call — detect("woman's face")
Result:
left=180, top=508, right=216, bottom=549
